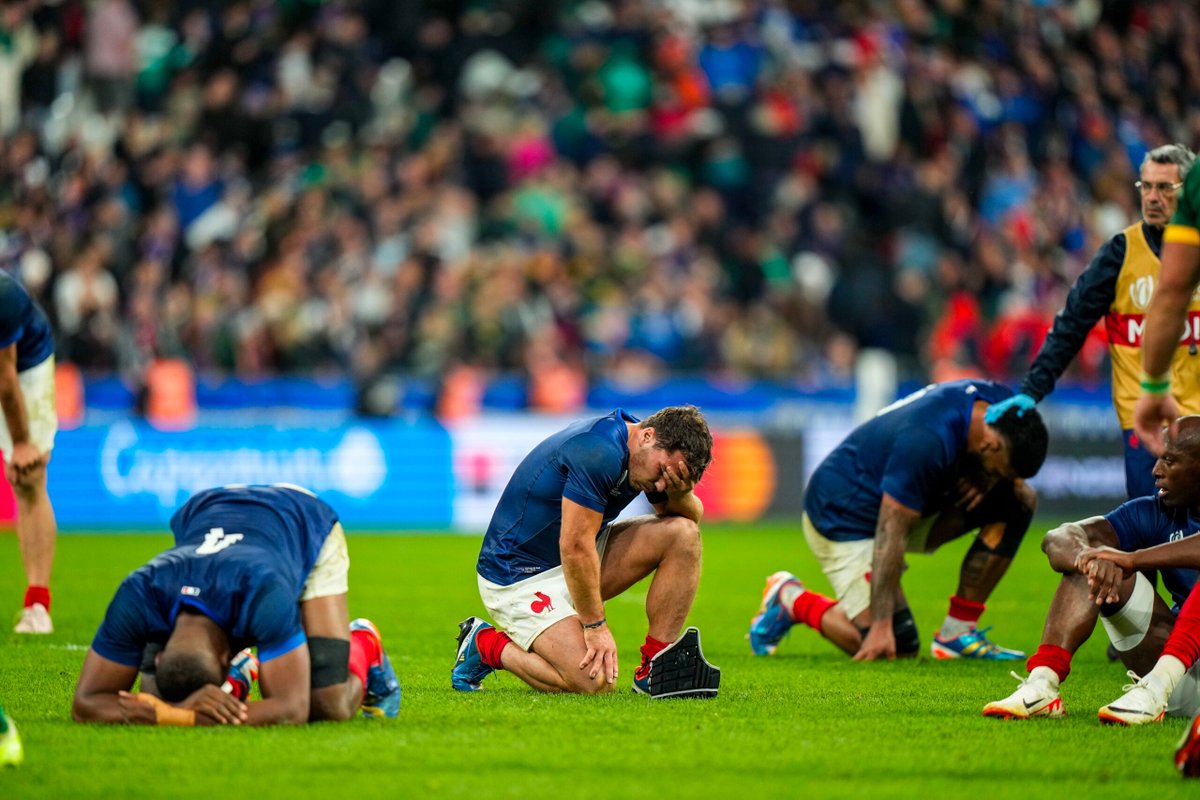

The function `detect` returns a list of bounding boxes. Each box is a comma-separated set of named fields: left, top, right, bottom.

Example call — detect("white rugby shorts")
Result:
left=477, top=525, right=612, bottom=651
left=0, top=355, right=56, bottom=461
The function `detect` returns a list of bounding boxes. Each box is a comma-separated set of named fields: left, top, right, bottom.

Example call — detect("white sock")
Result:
left=938, top=616, right=974, bottom=640
left=1028, top=666, right=1060, bottom=690
left=1148, top=655, right=1188, bottom=698
left=779, top=581, right=805, bottom=618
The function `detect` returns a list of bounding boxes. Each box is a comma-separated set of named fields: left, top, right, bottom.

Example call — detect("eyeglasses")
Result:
left=1135, top=180, right=1184, bottom=195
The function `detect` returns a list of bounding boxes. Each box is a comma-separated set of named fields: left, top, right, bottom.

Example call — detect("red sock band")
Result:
left=25, top=586, right=50, bottom=611
left=791, top=591, right=836, bottom=632
left=640, top=636, right=669, bottom=663
left=948, top=595, right=985, bottom=624
left=348, top=633, right=373, bottom=699
left=476, top=627, right=513, bottom=670
left=1026, top=644, right=1072, bottom=683
left=1163, top=584, right=1200, bottom=669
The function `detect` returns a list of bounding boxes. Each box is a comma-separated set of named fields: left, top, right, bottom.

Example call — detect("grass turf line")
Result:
left=0, top=523, right=1195, bottom=799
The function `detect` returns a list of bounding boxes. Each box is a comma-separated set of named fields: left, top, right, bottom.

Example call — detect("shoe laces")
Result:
left=1120, top=669, right=1151, bottom=694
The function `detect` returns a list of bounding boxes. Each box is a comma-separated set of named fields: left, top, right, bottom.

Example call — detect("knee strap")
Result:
left=1102, top=572, right=1155, bottom=652
left=309, top=637, right=351, bottom=688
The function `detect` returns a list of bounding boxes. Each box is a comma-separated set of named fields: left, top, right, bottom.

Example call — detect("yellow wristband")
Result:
left=134, top=693, right=196, bottom=726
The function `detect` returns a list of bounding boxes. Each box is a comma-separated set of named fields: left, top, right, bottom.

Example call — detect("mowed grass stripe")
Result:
left=0, top=523, right=1194, bottom=798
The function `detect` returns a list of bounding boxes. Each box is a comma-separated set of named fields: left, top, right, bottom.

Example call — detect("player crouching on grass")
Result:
left=749, top=380, right=1048, bottom=662
left=452, top=406, right=721, bottom=698
left=72, top=484, right=400, bottom=726
left=983, top=417, right=1200, bottom=777
left=981, top=417, right=1200, bottom=735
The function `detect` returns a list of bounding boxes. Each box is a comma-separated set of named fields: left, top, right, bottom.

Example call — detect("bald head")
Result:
left=1169, top=416, right=1200, bottom=453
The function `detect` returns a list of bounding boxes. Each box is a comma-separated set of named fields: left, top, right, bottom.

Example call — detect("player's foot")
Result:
left=982, top=671, right=1065, bottom=720
left=14, top=603, right=52, bottom=635
left=748, top=571, right=799, bottom=656
left=931, top=626, right=1023, bottom=660
left=1176, top=711, right=1200, bottom=778
left=633, top=627, right=721, bottom=699
left=221, top=648, right=259, bottom=701
left=452, top=616, right=494, bottom=692
left=350, top=618, right=401, bottom=718
left=0, top=706, right=23, bottom=767
left=1097, top=670, right=1167, bottom=726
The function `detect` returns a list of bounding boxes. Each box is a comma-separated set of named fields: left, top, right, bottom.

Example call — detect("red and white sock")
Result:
left=476, top=627, right=513, bottom=670
left=24, top=586, right=50, bottom=612
left=1025, top=643, right=1071, bottom=684
left=780, top=582, right=836, bottom=632
left=937, top=595, right=984, bottom=640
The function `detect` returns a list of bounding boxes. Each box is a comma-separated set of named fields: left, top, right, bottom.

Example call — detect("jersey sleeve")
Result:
left=879, top=427, right=951, bottom=512
left=90, top=576, right=154, bottom=667
left=248, top=579, right=307, bottom=663
left=1104, top=497, right=1165, bottom=551
left=1019, top=234, right=1124, bottom=401
left=559, top=433, right=623, bottom=512
left=1167, top=167, right=1200, bottom=245
left=0, top=281, right=25, bottom=350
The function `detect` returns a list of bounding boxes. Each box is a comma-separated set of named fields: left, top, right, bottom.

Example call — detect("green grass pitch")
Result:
left=1, top=522, right=1196, bottom=798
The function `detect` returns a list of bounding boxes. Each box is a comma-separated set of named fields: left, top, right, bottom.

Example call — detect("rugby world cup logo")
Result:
left=1130, top=276, right=1154, bottom=309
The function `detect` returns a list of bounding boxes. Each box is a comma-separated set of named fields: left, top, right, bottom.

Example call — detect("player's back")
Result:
left=805, top=380, right=1014, bottom=539
left=168, top=484, right=339, bottom=591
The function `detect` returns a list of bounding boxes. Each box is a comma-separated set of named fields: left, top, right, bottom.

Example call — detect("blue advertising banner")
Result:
left=49, top=420, right=453, bottom=529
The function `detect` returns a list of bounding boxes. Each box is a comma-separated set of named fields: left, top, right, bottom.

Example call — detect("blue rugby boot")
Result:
left=931, top=626, right=1024, bottom=660
left=350, top=618, right=401, bottom=718
left=452, top=616, right=494, bottom=692
left=748, top=571, right=800, bottom=656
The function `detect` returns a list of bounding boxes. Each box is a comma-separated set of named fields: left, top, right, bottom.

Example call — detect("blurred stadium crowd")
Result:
left=1, top=0, right=1198, bottom=405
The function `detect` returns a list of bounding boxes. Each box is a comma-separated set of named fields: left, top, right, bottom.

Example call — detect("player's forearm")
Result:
left=1129, top=536, right=1200, bottom=572
left=1142, top=242, right=1199, bottom=376
left=561, top=542, right=604, bottom=622
left=71, top=692, right=140, bottom=724
left=0, top=373, right=30, bottom=444
left=660, top=491, right=703, bottom=524
left=869, top=521, right=907, bottom=622
left=244, top=696, right=309, bottom=726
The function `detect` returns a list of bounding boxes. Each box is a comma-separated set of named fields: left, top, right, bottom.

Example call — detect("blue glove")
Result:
left=985, top=393, right=1036, bottom=423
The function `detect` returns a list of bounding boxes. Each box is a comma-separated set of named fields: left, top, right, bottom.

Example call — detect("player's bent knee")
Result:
left=1102, top=572, right=1155, bottom=652
left=309, top=637, right=351, bottom=688
left=893, top=608, right=920, bottom=656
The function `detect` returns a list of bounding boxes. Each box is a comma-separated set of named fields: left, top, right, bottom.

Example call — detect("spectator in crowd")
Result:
left=0, top=1, right=1196, bottom=406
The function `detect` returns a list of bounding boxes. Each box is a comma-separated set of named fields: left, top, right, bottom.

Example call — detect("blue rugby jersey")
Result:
left=803, top=380, right=1015, bottom=541
left=90, top=485, right=340, bottom=665
left=477, top=409, right=665, bottom=586
left=1106, top=496, right=1200, bottom=609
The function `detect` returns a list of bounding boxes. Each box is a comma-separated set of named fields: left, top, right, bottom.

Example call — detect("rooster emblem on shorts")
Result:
left=531, top=591, right=554, bottom=614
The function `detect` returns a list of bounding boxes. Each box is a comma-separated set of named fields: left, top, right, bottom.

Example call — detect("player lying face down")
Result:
left=71, top=484, right=400, bottom=726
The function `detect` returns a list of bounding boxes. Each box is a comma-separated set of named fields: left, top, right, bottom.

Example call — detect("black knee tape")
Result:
left=969, top=521, right=1027, bottom=560
left=139, top=641, right=165, bottom=675
left=893, top=608, right=920, bottom=656
left=309, top=637, right=350, bottom=689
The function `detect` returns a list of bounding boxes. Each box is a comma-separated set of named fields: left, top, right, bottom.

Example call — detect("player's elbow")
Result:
left=71, top=692, right=101, bottom=723
left=277, top=696, right=310, bottom=725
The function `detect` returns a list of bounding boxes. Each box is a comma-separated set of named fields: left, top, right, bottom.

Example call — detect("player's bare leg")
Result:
left=13, top=457, right=56, bottom=633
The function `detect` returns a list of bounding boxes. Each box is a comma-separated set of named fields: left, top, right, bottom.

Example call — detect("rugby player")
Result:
left=1, top=271, right=59, bottom=634
left=452, top=406, right=719, bottom=697
left=749, top=380, right=1048, bottom=661
left=72, top=484, right=400, bottom=725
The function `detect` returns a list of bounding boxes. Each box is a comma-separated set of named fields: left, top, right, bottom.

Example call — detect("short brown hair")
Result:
left=641, top=405, right=713, bottom=481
